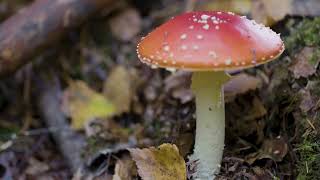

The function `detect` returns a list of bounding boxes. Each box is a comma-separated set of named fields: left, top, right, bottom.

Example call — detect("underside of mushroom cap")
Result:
left=137, top=11, right=284, bottom=71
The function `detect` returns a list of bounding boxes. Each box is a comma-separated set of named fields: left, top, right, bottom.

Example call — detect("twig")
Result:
left=36, top=73, right=86, bottom=172
left=0, top=0, right=114, bottom=77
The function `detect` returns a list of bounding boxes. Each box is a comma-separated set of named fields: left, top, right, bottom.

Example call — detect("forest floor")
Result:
left=0, top=0, right=319, bottom=179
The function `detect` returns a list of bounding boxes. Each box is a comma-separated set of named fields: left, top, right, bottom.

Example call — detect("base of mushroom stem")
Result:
left=189, top=71, right=228, bottom=180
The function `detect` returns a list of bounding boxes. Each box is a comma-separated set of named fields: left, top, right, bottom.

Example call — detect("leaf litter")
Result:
left=1, top=1, right=320, bottom=180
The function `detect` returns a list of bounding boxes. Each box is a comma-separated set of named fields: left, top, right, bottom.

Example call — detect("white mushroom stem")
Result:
left=189, top=71, right=230, bottom=180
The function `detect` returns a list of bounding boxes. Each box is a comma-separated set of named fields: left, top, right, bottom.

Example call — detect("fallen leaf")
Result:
left=246, top=136, right=288, bottom=164
left=224, top=73, right=262, bottom=103
left=109, top=8, right=142, bottom=41
left=245, top=97, right=267, bottom=120
left=198, top=0, right=251, bottom=15
left=113, top=155, right=137, bottom=180
left=63, top=80, right=116, bottom=130
left=251, top=0, right=292, bottom=25
left=175, top=133, right=194, bottom=157
left=164, top=71, right=193, bottom=104
left=289, top=47, right=320, bottom=79
left=25, top=158, right=49, bottom=175
left=299, top=89, right=316, bottom=113
left=104, top=66, right=139, bottom=114
left=128, top=144, right=186, bottom=180
left=226, top=96, right=266, bottom=143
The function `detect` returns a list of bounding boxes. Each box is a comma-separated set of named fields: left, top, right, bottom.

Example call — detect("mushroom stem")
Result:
left=189, top=71, right=230, bottom=180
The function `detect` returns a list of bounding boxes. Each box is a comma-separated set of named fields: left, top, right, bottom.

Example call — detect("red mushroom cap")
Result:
left=137, top=11, right=284, bottom=71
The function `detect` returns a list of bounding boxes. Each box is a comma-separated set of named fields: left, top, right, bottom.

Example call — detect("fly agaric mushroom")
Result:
left=137, top=11, right=284, bottom=179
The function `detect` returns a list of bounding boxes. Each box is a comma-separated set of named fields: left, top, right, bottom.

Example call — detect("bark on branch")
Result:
left=0, top=0, right=114, bottom=77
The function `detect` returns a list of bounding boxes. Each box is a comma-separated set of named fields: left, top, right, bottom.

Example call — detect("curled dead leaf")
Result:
left=62, top=80, right=116, bottom=130
left=246, top=136, right=288, bottom=164
left=224, top=73, right=262, bottom=103
left=299, top=89, right=317, bottom=113
left=289, top=47, right=319, bottom=79
left=128, top=144, right=186, bottom=180
left=113, top=155, right=137, bottom=180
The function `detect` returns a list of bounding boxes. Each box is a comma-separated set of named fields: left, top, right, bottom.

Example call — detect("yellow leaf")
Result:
left=251, top=0, right=292, bottom=25
left=63, top=80, right=116, bottom=130
left=199, top=0, right=251, bottom=15
left=113, top=155, right=137, bottom=180
left=104, top=66, right=139, bottom=114
left=128, top=144, right=186, bottom=180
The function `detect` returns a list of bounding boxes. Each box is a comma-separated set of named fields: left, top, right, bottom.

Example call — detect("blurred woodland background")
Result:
left=0, top=0, right=319, bottom=179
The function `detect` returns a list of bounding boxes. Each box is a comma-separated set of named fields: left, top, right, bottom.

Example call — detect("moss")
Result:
left=296, top=137, right=320, bottom=180
left=285, top=17, right=320, bottom=53
left=283, top=17, right=320, bottom=180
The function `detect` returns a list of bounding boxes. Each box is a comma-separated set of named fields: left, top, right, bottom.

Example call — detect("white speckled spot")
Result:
left=197, top=35, right=203, bottom=40
left=180, top=34, right=187, bottom=40
left=163, top=45, right=170, bottom=52
left=225, top=58, right=232, bottom=65
left=151, top=65, right=158, bottom=69
left=181, top=45, right=187, bottom=50
left=209, top=51, right=217, bottom=58
left=203, top=24, right=210, bottom=30
left=212, top=20, right=219, bottom=24
left=193, top=45, right=199, bottom=50
left=215, top=25, right=220, bottom=30
left=166, top=67, right=176, bottom=72
left=189, top=25, right=194, bottom=29
left=198, top=19, right=207, bottom=24
left=201, top=14, right=210, bottom=20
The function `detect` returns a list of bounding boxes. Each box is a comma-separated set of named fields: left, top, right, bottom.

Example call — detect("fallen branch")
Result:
left=36, top=73, right=86, bottom=172
left=0, top=0, right=114, bottom=77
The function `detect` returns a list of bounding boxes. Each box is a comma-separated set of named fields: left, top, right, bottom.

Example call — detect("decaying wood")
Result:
left=0, top=0, right=114, bottom=77
left=37, top=73, right=86, bottom=172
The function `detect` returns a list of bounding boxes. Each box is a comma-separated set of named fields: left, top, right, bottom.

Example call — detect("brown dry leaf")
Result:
left=63, top=80, right=116, bottom=130
left=109, top=8, right=142, bottom=41
left=251, top=0, right=292, bottom=25
left=224, top=73, right=262, bottom=103
left=246, top=136, right=288, bottom=164
left=198, top=0, right=251, bottom=15
left=25, top=158, right=49, bottom=175
left=289, top=47, right=319, bottom=79
left=299, top=89, right=316, bottom=113
left=175, top=133, right=194, bottom=157
left=104, top=66, right=139, bottom=114
left=128, top=144, right=186, bottom=180
left=164, top=71, right=193, bottom=104
left=113, top=155, right=137, bottom=180
left=244, top=97, right=267, bottom=120
left=226, top=96, right=266, bottom=143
